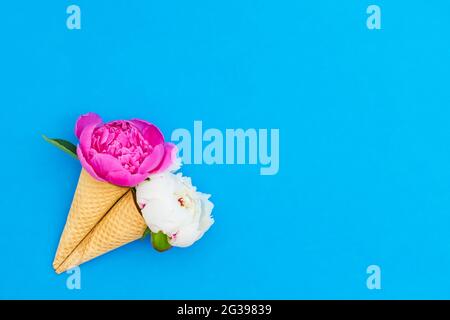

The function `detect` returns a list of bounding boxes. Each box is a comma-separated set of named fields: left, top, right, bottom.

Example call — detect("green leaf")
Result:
left=141, top=227, right=151, bottom=240
left=42, top=135, right=78, bottom=159
left=151, top=231, right=172, bottom=252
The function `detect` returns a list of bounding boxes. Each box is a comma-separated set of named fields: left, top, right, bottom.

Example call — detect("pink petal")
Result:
left=138, top=143, right=165, bottom=174
left=129, top=119, right=165, bottom=146
left=107, top=171, right=147, bottom=187
left=90, top=153, right=125, bottom=179
left=75, top=113, right=102, bottom=139
left=90, top=153, right=147, bottom=187
left=78, top=120, right=101, bottom=157
left=76, top=146, right=105, bottom=182
left=151, top=143, right=177, bottom=174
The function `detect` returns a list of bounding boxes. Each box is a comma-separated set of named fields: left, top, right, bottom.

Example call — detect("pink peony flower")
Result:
left=75, top=112, right=177, bottom=187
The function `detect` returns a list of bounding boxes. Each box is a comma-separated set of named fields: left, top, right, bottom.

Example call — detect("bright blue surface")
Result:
left=1, top=1, right=450, bottom=299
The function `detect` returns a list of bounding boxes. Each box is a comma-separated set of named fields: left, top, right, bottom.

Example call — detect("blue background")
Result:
left=1, top=0, right=450, bottom=299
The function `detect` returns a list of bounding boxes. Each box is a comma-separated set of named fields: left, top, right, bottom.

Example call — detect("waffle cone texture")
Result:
left=53, top=169, right=147, bottom=274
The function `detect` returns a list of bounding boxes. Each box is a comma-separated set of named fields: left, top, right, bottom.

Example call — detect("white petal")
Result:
left=167, top=155, right=182, bottom=173
left=137, top=174, right=177, bottom=202
left=142, top=198, right=191, bottom=235
left=169, top=224, right=202, bottom=247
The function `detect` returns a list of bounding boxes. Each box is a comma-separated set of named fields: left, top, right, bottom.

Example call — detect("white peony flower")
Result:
left=136, top=172, right=214, bottom=247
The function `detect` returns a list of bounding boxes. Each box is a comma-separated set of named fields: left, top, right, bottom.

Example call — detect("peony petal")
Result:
left=141, top=198, right=188, bottom=235
left=129, top=119, right=165, bottom=146
left=199, top=199, right=214, bottom=232
left=138, top=144, right=165, bottom=174
left=76, top=146, right=105, bottom=182
left=75, top=113, right=102, bottom=139
left=169, top=224, right=202, bottom=247
left=107, top=170, right=147, bottom=187
left=90, top=153, right=148, bottom=187
left=90, top=153, right=128, bottom=183
left=151, top=143, right=178, bottom=174
left=78, top=121, right=100, bottom=157
left=136, top=174, right=175, bottom=202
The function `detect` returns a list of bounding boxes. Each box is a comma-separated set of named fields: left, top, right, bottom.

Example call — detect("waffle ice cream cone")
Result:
left=53, top=169, right=147, bottom=274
